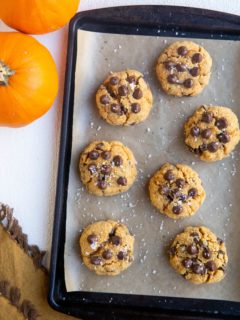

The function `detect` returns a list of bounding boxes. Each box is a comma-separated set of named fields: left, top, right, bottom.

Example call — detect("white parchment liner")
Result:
left=64, top=30, right=240, bottom=301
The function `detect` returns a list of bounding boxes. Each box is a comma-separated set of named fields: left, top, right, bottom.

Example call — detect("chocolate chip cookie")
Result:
left=169, top=226, right=228, bottom=284
left=96, top=70, right=153, bottom=126
left=149, top=163, right=205, bottom=219
left=79, top=140, right=137, bottom=196
left=184, top=105, right=240, bottom=161
left=79, top=220, right=134, bottom=275
left=156, top=41, right=212, bottom=96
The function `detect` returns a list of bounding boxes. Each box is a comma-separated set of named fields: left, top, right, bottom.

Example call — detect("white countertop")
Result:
left=0, top=0, right=240, bottom=267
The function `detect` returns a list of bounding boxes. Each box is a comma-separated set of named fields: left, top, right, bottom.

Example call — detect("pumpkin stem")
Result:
left=0, top=61, right=15, bottom=86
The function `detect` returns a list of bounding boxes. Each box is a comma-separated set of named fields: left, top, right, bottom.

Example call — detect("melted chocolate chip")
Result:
left=192, top=263, right=205, bottom=274
left=111, top=103, right=121, bottom=114
left=190, top=126, right=200, bottom=137
left=113, top=155, right=123, bottom=167
left=100, top=95, right=110, bottom=105
left=167, top=74, right=178, bottom=84
left=90, top=256, right=102, bottom=265
left=199, top=143, right=208, bottom=153
left=176, top=63, right=187, bottom=72
left=117, top=177, right=127, bottom=186
left=127, top=75, right=136, bottom=84
left=172, top=205, right=183, bottom=215
left=101, top=151, right=111, bottom=160
left=117, top=251, right=125, bottom=260
left=189, top=67, right=199, bottom=77
left=217, top=132, right=230, bottom=144
left=164, top=61, right=175, bottom=70
left=158, top=185, right=170, bottom=195
left=192, top=53, right=203, bottom=63
left=177, top=46, right=188, bottom=56
left=205, top=260, right=217, bottom=271
left=101, top=164, right=112, bottom=175
left=133, top=88, right=143, bottom=99
left=207, top=142, right=219, bottom=153
left=89, top=150, right=99, bottom=160
left=110, top=235, right=121, bottom=245
left=172, top=188, right=182, bottom=198
left=87, top=234, right=98, bottom=245
left=187, top=244, right=198, bottom=255
left=97, top=180, right=108, bottom=190
left=216, top=117, right=228, bottom=129
left=109, top=76, right=119, bottom=85
left=131, top=103, right=141, bottom=113
left=188, top=188, right=198, bottom=198
left=183, top=78, right=193, bottom=88
left=201, top=128, right=212, bottom=139
left=182, top=258, right=193, bottom=268
left=203, top=248, right=212, bottom=259
left=201, top=111, right=213, bottom=123
left=102, top=249, right=113, bottom=260
left=88, top=164, right=97, bottom=174
left=176, top=178, right=185, bottom=188
left=118, top=85, right=129, bottom=96
left=164, top=170, right=175, bottom=181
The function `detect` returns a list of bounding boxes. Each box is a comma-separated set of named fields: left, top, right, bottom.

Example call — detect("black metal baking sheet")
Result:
left=49, top=5, right=240, bottom=319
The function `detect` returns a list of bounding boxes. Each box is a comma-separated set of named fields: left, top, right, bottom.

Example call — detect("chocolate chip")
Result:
left=102, top=249, right=113, bottom=260
left=164, top=170, right=175, bottom=181
left=172, top=188, right=182, bottom=198
left=89, top=150, right=99, bottom=160
left=179, top=194, right=188, bottom=202
left=87, top=234, right=98, bottom=245
left=158, top=185, right=170, bottom=195
left=201, top=111, right=213, bottom=123
left=199, top=143, right=208, bottom=153
left=117, top=177, right=127, bottom=186
left=110, top=235, right=121, bottom=245
left=192, top=53, right=203, bottom=63
left=207, top=142, right=219, bottom=153
left=190, top=232, right=199, bottom=238
left=90, top=256, right=102, bottom=265
left=182, top=258, right=193, bottom=268
left=216, top=117, right=228, bottom=129
left=201, top=128, right=212, bottom=139
left=127, top=75, right=136, bottom=83
left=100, top=95, right=110, bottom=105
left=117, top=251, right=125, bottom=260
left=217, top=237, right=223, bottom=244
left=101, top=164, right=112, bottom=175
left=177, top=46, right=188, bottom=56
left=97, top=180, right=108, bottom=190
left=188, top=188, right=198, bottom=198
left=172, top=205, right=183, bottom=215
left=203, top=248, right=212, bottom=259
left=217, top=132, right=230, bottom=144
left=131, top=103, right=141, bottom=113
left=183, top=78, right=193, bottom=88
left=169, top=246, right=176, bottom=256
left=192, top=263, right=205, bottom=274
left=88, top=164, right=97, bottom=174
left=118, top=85, right=128, bottom=96
left=113, top=155, right=123, bottom=167
left=111, top=103, right=121, bottom=114
left=167, top=74, right=178, bottom=84
left=187, top=244, right=198, bottom=255
left=205, top=260, right=217, bottom=271
left=101, top=151, right=111, bottom=160
left=164, top=61, right=175, bottom=70
left=133, top=88, right=143, bottom=99
left=176, top=63, right=187, bottom=72
left=176, top=178, right=185, bottom=188
left=109, top=76, right=119, bottom=85
left=190, top=126, right=200, bottom=137
left=189, top=67, right=199, bottom=77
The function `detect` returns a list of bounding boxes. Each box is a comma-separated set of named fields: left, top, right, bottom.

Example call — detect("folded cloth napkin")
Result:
left=0, top=203, right=76, bottom=320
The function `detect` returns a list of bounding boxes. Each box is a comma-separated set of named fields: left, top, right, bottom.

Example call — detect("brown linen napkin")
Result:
left=0, top=203, right=77, bottom=320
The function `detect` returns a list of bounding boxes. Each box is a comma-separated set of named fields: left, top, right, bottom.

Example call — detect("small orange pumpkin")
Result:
left=0, top=32, right=59, bottom=127
left=0, top=0, right=80, bottom=34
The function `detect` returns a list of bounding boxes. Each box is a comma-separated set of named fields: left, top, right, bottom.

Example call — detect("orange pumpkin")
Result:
left=0, top=32, right=59, bottom=127
left=0, top=0, right=80, bottom=34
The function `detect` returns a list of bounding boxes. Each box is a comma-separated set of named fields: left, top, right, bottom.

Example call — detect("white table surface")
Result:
left=1, top=0, right=240, bottom=267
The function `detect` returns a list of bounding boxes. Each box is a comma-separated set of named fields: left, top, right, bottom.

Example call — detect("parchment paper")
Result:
left=64, top=30, right=240, bottom=301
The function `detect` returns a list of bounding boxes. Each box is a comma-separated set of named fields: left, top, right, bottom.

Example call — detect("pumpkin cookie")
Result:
left=184, top=105, right=240, bottom=161
left=156, top=41, right=212, bottom=96
left=79, top=220, right=134, bottom=275
left=96, top=69, right=153, bottom=126
left=79, top=140, right=137, bottom=196
left=169, top=226, right=228, bottom=284
left=149, top=163, right=205, bottom=219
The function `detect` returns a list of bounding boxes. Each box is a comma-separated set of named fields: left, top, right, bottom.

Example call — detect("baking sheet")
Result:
left=64, top=29, right=240, bottom=301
